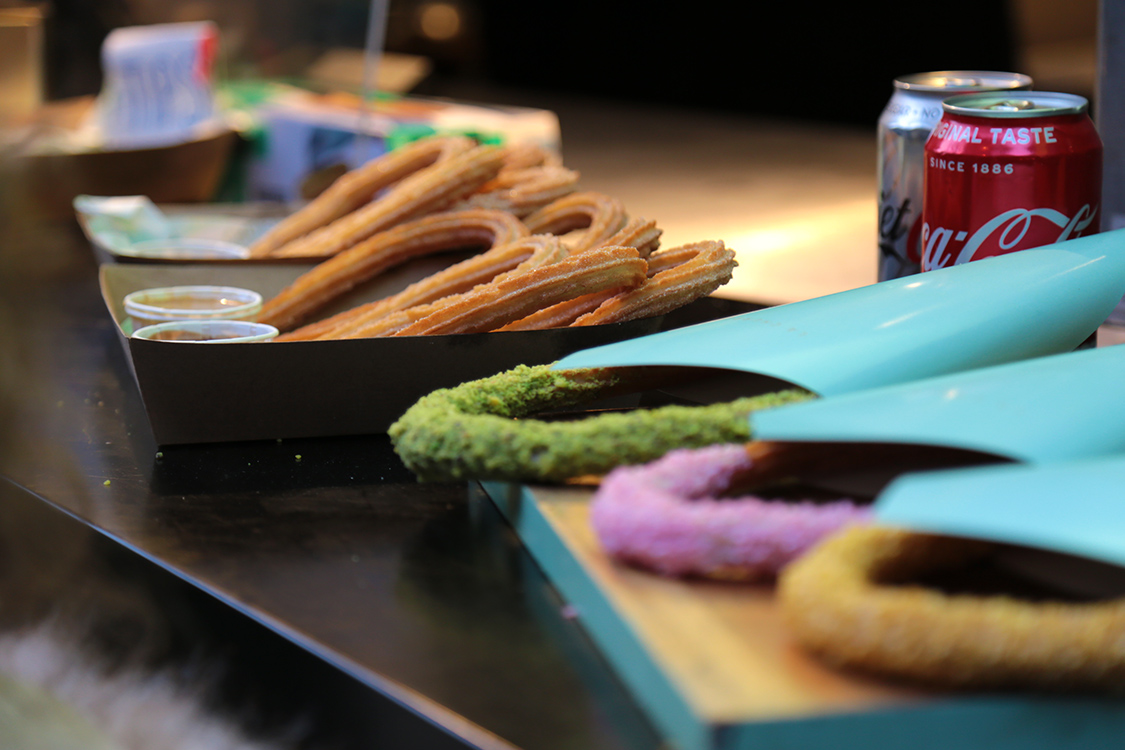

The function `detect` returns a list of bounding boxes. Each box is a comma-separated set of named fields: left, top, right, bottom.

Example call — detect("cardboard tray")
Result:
left=482, top=482, right=1125, bottom=750
left=100, top=262, right=741, bottom=445
left=79, top=203, right=291, bottom=266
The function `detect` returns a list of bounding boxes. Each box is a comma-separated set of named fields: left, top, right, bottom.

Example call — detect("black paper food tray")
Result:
left=100, top=262, right=751, bottom=445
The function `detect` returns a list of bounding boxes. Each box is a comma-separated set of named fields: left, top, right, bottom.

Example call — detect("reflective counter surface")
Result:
left=0, top=88, right=878, bottom=749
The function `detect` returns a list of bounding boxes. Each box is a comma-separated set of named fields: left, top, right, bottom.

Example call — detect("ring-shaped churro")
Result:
left=248, top=135, right=475, bottom=258
left=494, top=142, right=564, bottom=170
left=779, top=525, right=1125, bottom=690
left=496, top=218, right=665, bottom=331
left=523, top=191, right=629, bottom=253
left=454, top=165, right=581, bottom=217
left=257, top=209, right=528, bottom=332
left=393, top=244, right=648, bottom=336
left=573, top=240, right=737, bottom=326
left=590, top=444, right=870, bottom=579
left=331, top=235, right=569, bottom=339
left=607, top=217, right=663, bottom=259
left=388, top=363, right=812, bottom=483
left=270, top=144, right=507, bottom=258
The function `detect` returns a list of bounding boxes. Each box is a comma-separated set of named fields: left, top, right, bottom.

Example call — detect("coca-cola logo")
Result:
left=877, top=194, right=911, bottom=258
left=878, top=195, right=925, bottom=265
left=921, top=204, right=1098, bottom=271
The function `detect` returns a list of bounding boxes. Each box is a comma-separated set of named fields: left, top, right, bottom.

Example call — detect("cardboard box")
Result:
left=100, top=261, right=727, bottom=446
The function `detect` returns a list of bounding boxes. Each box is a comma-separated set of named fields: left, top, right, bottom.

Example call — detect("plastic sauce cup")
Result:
left=123, top=285, right=262, bottom=331
left=131, top=320, right=279, bottom=343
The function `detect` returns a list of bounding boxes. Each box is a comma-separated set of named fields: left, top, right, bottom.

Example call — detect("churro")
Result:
left=257, top=209, right=527, bottom=332
left=523, top=192, right=629, bottom=253
left=591, top=444, right=869, bottom=579
left=779, top=525, right=1125, bottom=690
left=394, top=245, right=648, bottom=336
left=269, top=144, right=507, bottom=259
left=454, top=165, right=581, bottom=217
left=496, top=218, right=665, bottom=331
left=312, top=235, right=568, bottom=339
left=494, top=142, right=563, bottom=170
left=388, top=363, right=813, bottom=482
left=572, top=240, right=737, bottom=326
left=248, top=135, right=474, bottom=258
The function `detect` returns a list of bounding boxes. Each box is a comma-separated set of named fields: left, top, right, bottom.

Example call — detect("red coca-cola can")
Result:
left=921, top=91, right=1102, bottom=271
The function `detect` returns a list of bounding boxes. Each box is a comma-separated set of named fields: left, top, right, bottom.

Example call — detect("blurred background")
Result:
left=12, top=0, right=1098, bottom=126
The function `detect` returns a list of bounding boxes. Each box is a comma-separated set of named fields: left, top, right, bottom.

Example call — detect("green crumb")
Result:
left=388, top=363, right=814, bottom=483
left=103, top=480, right=111, bottom=487
left=155, top=451, right=163, bottom=460
left=295, top=454, right=302, bottom=462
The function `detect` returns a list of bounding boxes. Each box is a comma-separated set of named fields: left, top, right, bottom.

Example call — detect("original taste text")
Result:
left=933, top=122, right=1057, bottom=145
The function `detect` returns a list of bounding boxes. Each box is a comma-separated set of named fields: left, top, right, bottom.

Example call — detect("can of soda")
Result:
left=921, top=91, right=1102, bottom=271
left=877, top=71, right=1031, bottom=281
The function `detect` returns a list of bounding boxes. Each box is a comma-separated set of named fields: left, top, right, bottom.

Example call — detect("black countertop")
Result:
left=0, top=249, right=669, bottom=749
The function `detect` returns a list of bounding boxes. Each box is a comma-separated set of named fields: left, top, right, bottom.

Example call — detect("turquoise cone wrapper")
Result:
left=875, top=455, right=1125, bottom=571
left=750, top=342, right=1125, bottom=463
left=556, top=229, right=1125, bottom=397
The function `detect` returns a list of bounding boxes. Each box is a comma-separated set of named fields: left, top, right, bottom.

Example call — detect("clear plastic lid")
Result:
left=131, top=319, right=278, bottom=343
left=123, top=285, right=262, bottom=322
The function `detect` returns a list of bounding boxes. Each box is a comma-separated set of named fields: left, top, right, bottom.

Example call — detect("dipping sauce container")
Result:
left=123, top=285, right=262, bottom=331
left=131, top=319, right=278, bottom=343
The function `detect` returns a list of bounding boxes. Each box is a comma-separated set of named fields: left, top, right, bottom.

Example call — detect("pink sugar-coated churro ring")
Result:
left=589, top=444, right=872, bottom=580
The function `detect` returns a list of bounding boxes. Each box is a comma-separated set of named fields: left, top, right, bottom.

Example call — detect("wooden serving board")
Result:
left=482, top=482, right=1125, bottom=750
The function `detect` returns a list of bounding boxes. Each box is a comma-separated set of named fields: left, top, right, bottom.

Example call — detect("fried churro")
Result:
left=454, top=165, right=581, bottom=217
left=301, top=235, right=568, bottom=340
left=269, top=144, right=507, bottom=259
left=495, top=142, right=564, bottom=170
left=257, top=209, right=527, bottom=332
left=389, top=364, right=812, bottom=482
left=591, top=444, right=869, bottom=579
left=394, top=245, right=648, bottom=336
left=523, top=191, right=629, bottom=253
left=496, top=218, right=665, bottom=331
left=572, top=240, right=737, bottom=326
left=779, top=525, right=1125, bottom=690
left=248, top=136, right=474, bottom=258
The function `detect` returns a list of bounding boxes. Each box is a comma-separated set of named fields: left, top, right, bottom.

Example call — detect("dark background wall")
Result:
left=467, top=1, right=1017, bottom=125
left=38, top=0, right=1097, bottom=128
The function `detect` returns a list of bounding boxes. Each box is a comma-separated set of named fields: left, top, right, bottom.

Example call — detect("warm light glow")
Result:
left=724, top=199, right=871, bottom=258
left=418, top=2, right=462, bottom=41
left=726, top=224, right=825, bottom=256
left=714, top=198, right=877, bottom=305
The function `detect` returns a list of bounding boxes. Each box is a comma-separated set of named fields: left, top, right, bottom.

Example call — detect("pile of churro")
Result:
left=248, top=135, right=738, bottom=338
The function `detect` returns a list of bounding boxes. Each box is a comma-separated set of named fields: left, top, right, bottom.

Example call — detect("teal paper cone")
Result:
left=556, top=229, right=1125, bottom=397
left=751, top=343, right=1125, bottom=463
left=875, top=455, right=1125, bottom=570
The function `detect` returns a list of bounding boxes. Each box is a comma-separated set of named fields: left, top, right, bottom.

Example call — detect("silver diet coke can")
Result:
left=877, top=71, right=1031, bottom=281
